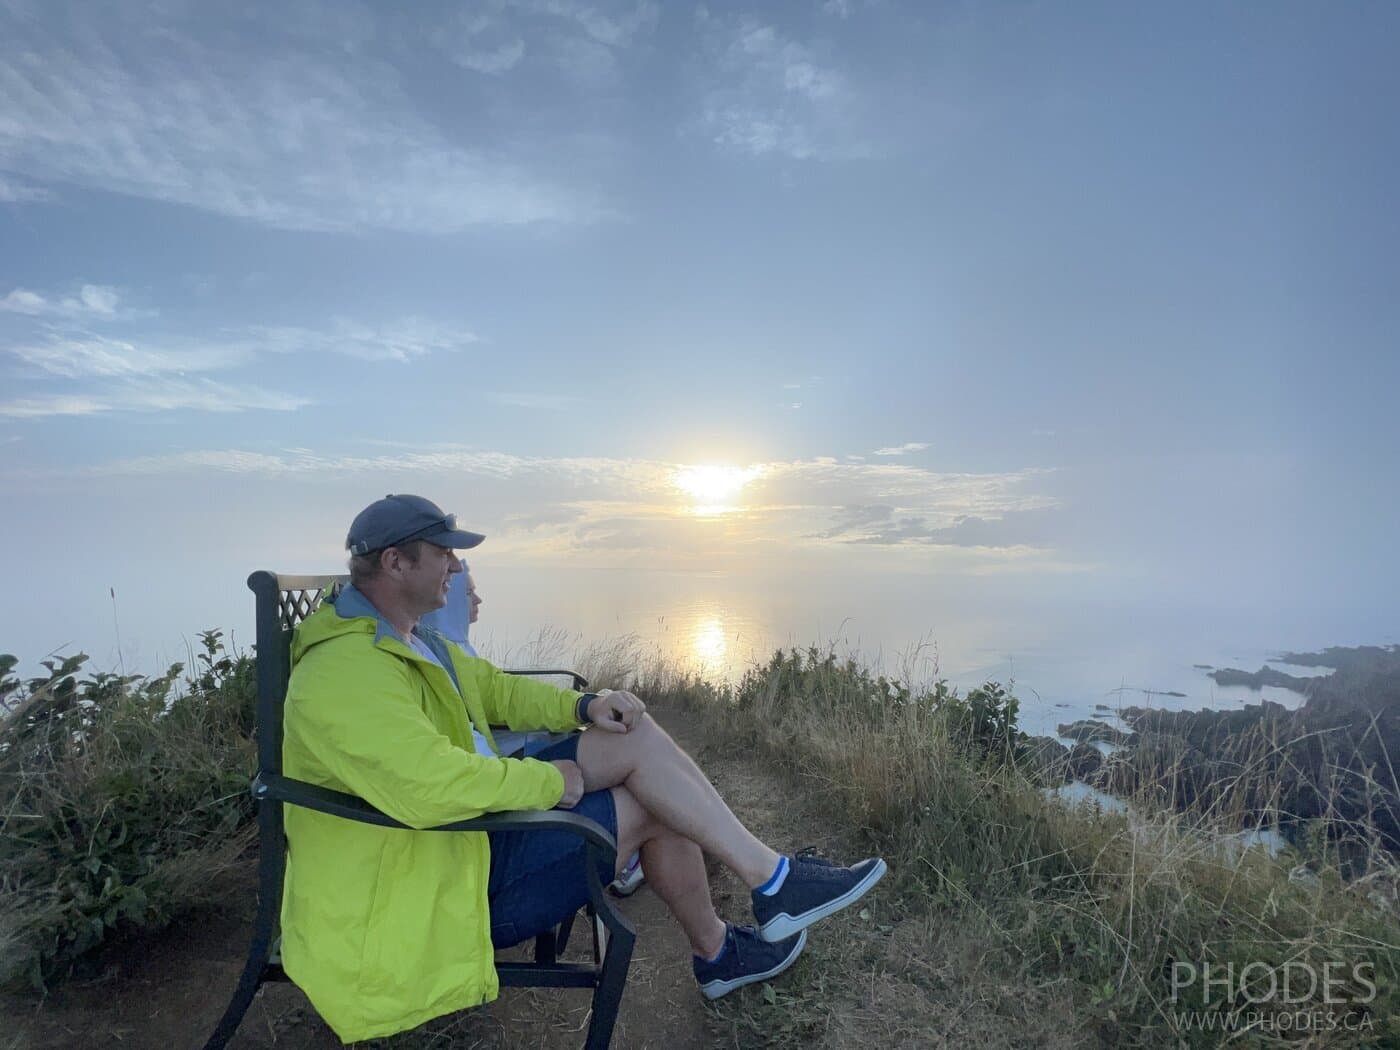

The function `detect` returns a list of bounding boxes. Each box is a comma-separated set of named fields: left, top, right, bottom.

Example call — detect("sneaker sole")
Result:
left=608, top=875, right=645, bottom=898
left=697, top=929, right=807, bottom=1000
left=757, top=858, right=888, bottom=942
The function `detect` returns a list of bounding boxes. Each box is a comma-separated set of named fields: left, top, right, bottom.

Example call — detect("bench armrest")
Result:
left=503, top=667, right=589, bottom=691
left=253, top=772, right=618, bottom=862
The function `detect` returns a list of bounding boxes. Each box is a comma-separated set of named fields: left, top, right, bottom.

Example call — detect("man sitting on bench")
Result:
left=280, top=494, right=887, bottom=1042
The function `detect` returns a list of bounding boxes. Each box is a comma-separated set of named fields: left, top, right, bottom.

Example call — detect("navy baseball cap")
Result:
left=346, top=494, right=485, bottom=555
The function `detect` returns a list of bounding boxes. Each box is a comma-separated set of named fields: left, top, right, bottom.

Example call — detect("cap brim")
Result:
left=425, top=526, right=485, bottom=550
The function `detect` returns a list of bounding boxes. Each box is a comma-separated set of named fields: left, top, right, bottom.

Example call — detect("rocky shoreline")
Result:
left=1022, top=644, right=1400, bottom=862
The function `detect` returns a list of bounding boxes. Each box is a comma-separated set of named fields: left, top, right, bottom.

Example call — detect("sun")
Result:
left=673, top=464, right=760, bottom=514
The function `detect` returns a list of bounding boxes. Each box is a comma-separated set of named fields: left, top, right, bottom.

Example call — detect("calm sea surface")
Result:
left=463, top=565, right=1393, bottom=741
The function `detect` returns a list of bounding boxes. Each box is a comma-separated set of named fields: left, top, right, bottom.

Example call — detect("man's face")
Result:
left=395, top=541, right=462, bottom=615
left=465, top=571, right=483, bottom=624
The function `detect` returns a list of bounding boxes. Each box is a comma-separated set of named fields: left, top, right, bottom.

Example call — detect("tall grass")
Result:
left=605, top=643, right=1400, bottom=1046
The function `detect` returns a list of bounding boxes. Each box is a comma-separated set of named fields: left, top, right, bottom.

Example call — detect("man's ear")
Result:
left=379, top=547, right=402, bottom=575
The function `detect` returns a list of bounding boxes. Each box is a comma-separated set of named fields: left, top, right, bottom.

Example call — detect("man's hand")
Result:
left=550, top=759, right=585, bottom=809
left=587, top=689, right=647, bottom=733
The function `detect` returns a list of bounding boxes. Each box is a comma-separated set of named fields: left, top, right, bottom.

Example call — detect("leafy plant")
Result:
left=0, top=634, right=257, bottom=987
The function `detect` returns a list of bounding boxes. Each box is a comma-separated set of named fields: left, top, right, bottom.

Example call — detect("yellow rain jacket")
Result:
left=279, top=584, right=585, bottom=1043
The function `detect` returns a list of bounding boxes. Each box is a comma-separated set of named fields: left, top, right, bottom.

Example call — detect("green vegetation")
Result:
left=3, top=633, right=1397, bottom=1046
left=0, top=633, right=256, bottom=987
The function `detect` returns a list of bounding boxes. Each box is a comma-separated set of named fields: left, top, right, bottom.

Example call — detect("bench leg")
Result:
left=556, top=907, right=579, bottom=957
left=584, top=919, right=634, bottom=1050
left=203, top=805, right=282, bottom=1049
left=583, top=846, right=635, bottom=1050
left=533, top=928, right=558, bottom=965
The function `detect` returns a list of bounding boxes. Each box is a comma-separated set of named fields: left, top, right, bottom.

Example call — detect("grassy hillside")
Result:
left=2, top=634, right=1396, bottom=1046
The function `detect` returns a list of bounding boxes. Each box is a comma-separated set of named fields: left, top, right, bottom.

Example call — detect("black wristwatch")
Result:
left=575, top=692, right=598, bottom=724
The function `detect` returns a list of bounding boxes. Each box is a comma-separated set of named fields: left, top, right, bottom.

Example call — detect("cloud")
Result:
left=6, top=333, right=247, bottom=378
left=0, top=175, right=49, bottom=201
left=695, top=13, right=873, bottom=161
left=489, top=391, right=580, bottom=409
left=815, top=504, right=1063, bottom=549
left=251, top=320, right=479, bottom=363
left=531, top=0, right=659, bottom=49
left=813, top=503, right=896, bottom=538
left=0, top=379, right=310, bottom=418
left=437, top=13, right=527, bottom=74
left=0, top=285, right=126, bottom=319
left=63, top=442, right=1058, bottom=560
left=872, top=441, right=929, bottom=457
left=4, top=319, right=474, bottom=380
left=434, top=1, right=658, bottom=84
left=0, top=7, right=595, bottom=232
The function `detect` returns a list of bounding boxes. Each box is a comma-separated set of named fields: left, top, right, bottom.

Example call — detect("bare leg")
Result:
left=579, top=715, right=781, bottom=889
left=610, top=786, right=726, bottom=958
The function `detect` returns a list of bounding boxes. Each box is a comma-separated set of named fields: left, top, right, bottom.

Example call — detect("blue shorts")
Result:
left=486, top=735, right=619, bottom=949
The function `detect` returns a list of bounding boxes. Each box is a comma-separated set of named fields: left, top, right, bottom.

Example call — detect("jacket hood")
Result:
left=291, top=583, right=465, bottom=694
left=291, top=583, right=399, bottom=663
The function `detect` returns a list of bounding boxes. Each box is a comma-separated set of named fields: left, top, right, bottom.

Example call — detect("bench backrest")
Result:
left=247, top=571, right=348, bottom=776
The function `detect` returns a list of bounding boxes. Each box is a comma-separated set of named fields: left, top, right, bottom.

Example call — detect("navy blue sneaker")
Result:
left=753, top=855, right=887, bottom=942
left=693, top=923, right=807, bottom=1000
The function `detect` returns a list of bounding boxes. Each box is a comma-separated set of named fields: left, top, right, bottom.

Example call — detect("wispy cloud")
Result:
left=434, top=0, right=658, bottom=84
left=0, top=174, right=49, bottom=202
left=0, top=6, right=596, bottom=231
left=695, top=13, right=872, bottom=161
left=817, top=505, right=1062, bottom=549
left=0, top=285, right=126, bottom=319
left=489, top=391, right=581, bottom=409
left=64, top=442, right=1058, bottom=558
left=6, top=333, right=246, bottom=379
left=0, top=379, right=309, bottom=418
left=438, top=14, right=528, bottom=75
left=4, top=319, right=475, bottom=381
left=251, top=320, right=479, bottom=363
left=872, top=442, right=929, bottom=456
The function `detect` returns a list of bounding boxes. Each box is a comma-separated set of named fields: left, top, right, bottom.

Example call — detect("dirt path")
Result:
left=2, top=707, right=849, bottom=1050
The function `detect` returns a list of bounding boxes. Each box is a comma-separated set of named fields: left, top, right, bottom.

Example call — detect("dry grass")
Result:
left=558, top=640, right=1400, bottom=1048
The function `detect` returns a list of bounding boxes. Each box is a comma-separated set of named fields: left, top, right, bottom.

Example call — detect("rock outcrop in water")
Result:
left=1110, top=645, right=1400, bottom=858
left=1056, top=719, right=1132, bottom=745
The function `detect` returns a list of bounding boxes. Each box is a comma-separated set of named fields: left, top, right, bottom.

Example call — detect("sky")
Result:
left=2, top=0, right=1398, bottom=680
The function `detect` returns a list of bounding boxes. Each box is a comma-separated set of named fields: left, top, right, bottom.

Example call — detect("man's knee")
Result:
left=629, top=711, right=679, bottom=753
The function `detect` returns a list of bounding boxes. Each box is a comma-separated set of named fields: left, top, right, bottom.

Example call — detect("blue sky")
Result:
left=2, top=1, right=1397, bottom=672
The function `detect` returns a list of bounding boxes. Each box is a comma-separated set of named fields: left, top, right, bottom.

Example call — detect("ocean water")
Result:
left=463, top=564, right=1391, bottom=743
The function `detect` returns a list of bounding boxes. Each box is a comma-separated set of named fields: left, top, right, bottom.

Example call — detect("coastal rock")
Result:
left=1056, top=719, right=1132, bottom=746
left=1019, top=736, right=1072, bottom=784
left=1066, top=742, right=1104, bottom=781
left=1209, top=665, right=1314, bottom=691
left=1111, top=645, right=1400, bottom=860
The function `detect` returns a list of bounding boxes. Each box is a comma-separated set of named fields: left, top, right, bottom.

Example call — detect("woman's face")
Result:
left=466, top=571, right=483, bottom=624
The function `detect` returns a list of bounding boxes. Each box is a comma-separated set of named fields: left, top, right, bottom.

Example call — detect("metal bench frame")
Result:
left=203, top=571, right=635, bottom=1049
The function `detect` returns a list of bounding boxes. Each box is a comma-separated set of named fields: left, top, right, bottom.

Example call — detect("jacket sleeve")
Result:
left=285, top=644, right=566, bottom=827
left=456, top=654, right=587, bottom=733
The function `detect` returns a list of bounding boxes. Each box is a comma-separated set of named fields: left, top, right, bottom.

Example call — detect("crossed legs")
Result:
left=574, top=714, right=780, bottom=958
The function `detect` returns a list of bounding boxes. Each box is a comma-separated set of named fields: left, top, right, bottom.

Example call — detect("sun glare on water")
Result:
left=673, top=464, right=761, bottom=515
